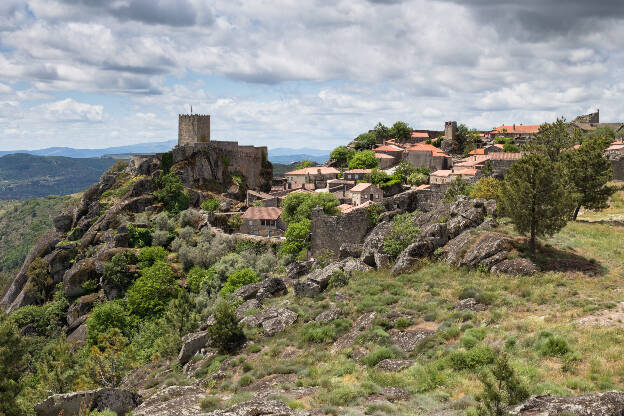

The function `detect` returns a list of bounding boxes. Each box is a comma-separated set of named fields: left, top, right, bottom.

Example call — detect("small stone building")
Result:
left=349, top=182, right=383, bottom=206
left=375, top=153, right=396, bottom=169
left=240, top=207, right=285, bottom=237
left=284, top=167, right=339, bottom=187
left=404, top=143, right=452, bottom=171
left=343, top=169, right=372, bottom=182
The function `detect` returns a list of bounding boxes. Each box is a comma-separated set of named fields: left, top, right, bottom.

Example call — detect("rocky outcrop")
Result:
left=285, top=260, right=314, bottom=280
left=331, top=312, right=376, bottom=353
left=178, top=331, right=210, bottom=364
left=63, top=258, right=100, bottom=297
left=508, top=391, right=624, bottom=416
left=66, top=292, right=102, bottom=330
left=240, top=308, right=298, bottom=336
left=134, top=386, right=206, bottom=416
left=390, top=328, right=436, bottom=352
left=234, top=278, right=287, bottom=302
left=315, top=308, right=342, bottom=323
left=34, top=388, right=142, bottom=416
left=203, top=399, right=304, bottom=416
left=491, top=258, right=539, bottom=276
left=1, top=230, right=63, bottom=313
left=376, top=359, right=414, bottom=372
left=360, top=222, right=391, bottom=267
left=294, top=259, right=371, bottom=297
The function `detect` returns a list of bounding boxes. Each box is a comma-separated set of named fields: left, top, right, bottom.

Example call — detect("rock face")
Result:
left=508, top=391, right=624, bottom=416
left=34, top=388, right=142, bottom=416
left=134, top=386, right=206, bottom=416
left=294, top=259, right=371, bottom=298
left=390, top=328, right=436, bottom=352
left=63, top=258, right=100, bottom=297
left=331, top=312, right=376, bottom=353
left=178, top=331, right=210, bottom=364
left=376, top=359, right=414, bottom=372
left=491, top=258, right=539, bottom=276
left=203, top=399, right=304, bottom=416
left=234, top=278, right=287, bottom=302
left=315, top=308, right=341, bottom=323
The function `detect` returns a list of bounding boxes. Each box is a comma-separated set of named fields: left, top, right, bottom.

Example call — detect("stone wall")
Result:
left=310, top=206, right=371, bottom=258
left=612, top=158, right=624, bottom=181
left=178, top=114, right=211, bottom=146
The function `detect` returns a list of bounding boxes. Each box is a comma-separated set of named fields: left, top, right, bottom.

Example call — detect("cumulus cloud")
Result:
left=38, top=98, right=104, bottom=122
left=0, top=0, right=622, bottom=150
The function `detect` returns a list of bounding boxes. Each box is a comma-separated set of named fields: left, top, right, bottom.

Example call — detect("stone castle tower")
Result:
left=444, top=121, right=457, bottom=141
left=178, top=114, right=211, bottom=146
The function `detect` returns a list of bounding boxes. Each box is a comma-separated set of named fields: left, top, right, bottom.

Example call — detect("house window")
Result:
left=370, top=194, right=374, bottom=200
left=269, top=231, right=273, bottom=237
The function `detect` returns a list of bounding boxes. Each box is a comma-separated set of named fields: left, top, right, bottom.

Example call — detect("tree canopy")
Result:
left=329, top=146, right=355, bottom=167
left=390, top=121, right=411, bottom=142
left=281, top=192, right=339, bottom=224
left=525, top=118, right=575, bottom=162
left=353, top=133, right=377, bottom=150
left=500, top=153, right=575, bottom=252
left=348, top=150, right=379, bottom=170
left=295, top=160, right=317, bottom=170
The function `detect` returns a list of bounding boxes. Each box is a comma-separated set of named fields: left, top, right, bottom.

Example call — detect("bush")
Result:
left=206, top=299, right=246, bottom=354
left=536, top=333, right=571, bottom=357
left=126, top=261, right=177, bottom=318
left=86, top=300, right=132, bottom=346
left=383, top=212, right=420, bottom=259
left=153, top=212, right=176, bottom=231
left=11, top=285, right=67, bottom=337
left=151, top=229, right=173, bottom=247
left=449, top=345, right=495, bottom=370
left=128, top=224, right=152, bottom=248
left=178, top=226, right=196, bottom=245
left=200, top=396, right=223, bottom=412
left=360, top=346, right=401, bottom=367
left=137, top=246, right=168, bottom=269
left=469, top=177, right=503, bottom=202
left=154, top=172, right=190, bottom=214
left=238, top=374, right=254, bottom=387
left=327, top=269, right=349, bottom=289
left=348, top=150, right=378, bottom=169
left=201, top=198, right=220, bottom=212
left=24, top=257, right=53, bottom=304
left=280, top=219, right=311, bottom=257
left=103, top=251, right=138, bottom=291
left=366, top=204, right=384, bottom=226
left=220, top=268, right=258, bottom=297
left=444, top=177, right=472, bottom=202
left=475, top=353, right=529, bottom=416
left=0, top=311, right=26, bottom=416
left=179, top=209, right=203, bottom=228
left=228, top=214, right=243, bottom=230
left=300, top=323, right=337, bottom=343
left=186, top=266, right=215, bottom=294
left=394, top=317, right=411, bottom=330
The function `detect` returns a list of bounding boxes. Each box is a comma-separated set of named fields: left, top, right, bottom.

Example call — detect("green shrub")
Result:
left=86, top=300, right=132, bottom=346
left=103, top=251, right=138, bottom=291
left=220, top=268, right=258, bottom=297
left=238, top=374, right=254, bottom=387
left=137, top=246, right=168, bottom=269
left=128, top=224, right=152, bottom=248
left=366, top=204, right=384, bottom=226
left=186, top=266, right=214, bottom=293
left=154, top=172, right=190, bottom=214
left=361, top=346, right=401, bottom=367
left=11, top=285, right=67, bottom=337
left=327, top=269, right=349, bottom=289
left=536, top=333, right=571, bottom=357
left=200, top=396, right=223, bottom=412
left=206, top=299, right=246, bottom=354
left=126, top=261, right=177, bottom=318
left=383, top=212, right=420, bottom=259
left=201, top=198, right=220, bottom=212
left=394, top=317, right=411, bottom=330
left=300, top=319, right=350, bottom=344
left=449, top=345, right=495, bottom=370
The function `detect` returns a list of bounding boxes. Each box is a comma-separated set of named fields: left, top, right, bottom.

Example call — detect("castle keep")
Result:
left=178, top=114, right=211, bottom=146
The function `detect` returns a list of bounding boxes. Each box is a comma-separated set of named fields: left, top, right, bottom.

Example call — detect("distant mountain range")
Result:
left=0, top=141, right=330, bottom=164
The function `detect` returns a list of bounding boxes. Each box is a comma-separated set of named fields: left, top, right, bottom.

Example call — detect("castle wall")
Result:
left=178, top=114, right=211, bottom=146
left=310, top=206, right=371, bottom=258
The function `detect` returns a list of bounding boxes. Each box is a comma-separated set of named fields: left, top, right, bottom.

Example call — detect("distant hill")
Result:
left=0, top=154, right=117, bottom=200
left=0, top=142, right=331, bottom=164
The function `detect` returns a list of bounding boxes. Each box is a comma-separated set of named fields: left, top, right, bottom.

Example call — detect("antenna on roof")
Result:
left=190, top=105, right=193, bottom=115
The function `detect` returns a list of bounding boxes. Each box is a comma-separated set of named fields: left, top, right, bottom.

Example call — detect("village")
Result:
left=237, top=110, right=624, bottom=239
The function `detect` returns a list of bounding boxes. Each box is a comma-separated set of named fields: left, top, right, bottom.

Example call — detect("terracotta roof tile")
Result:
left=491, top=125, right=540, bottom=134
left=241, top=207, right=282, bottom=220
left=350, top=182, right=377, bottom=192
left=375, top=144, right=404, bottom=152
left=344, top=169, right=373, bottom=174
left=285, top=167, right=340, bottom=175
left=411, top=132, right=429, bottom=138
left=375, top=153, right=395, bottom=159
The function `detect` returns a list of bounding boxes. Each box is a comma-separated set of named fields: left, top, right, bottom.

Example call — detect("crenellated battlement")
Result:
left=178, top=114, right=210, bottom=146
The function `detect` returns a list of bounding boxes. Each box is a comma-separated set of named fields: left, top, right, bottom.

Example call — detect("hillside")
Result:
left=0, top=196, right=72, bottom=291
left=2, top=151, right=624, bottom=415
left=0, top=154, right=116, bottom=199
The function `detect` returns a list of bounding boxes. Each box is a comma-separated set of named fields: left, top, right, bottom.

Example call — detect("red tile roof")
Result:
left=344, top=169, right=372, bottom=174
left=350, top=182, right=378, bottom=193
left=411, top=132, right=429, bottom=138
left=405, top=143, right=449, bottom=157
left=375, top=144, right=404, bottom=152
left=488, top=152, right=523, bottom=160
left=242, top=207, right=282, bottom=220
left=453, top=168, right=478, bottom=176
left=375, top=153, right=395, bottom=159
left=338, top=204, right=355, bottom=213
left=491, top=125, right=540, bottom=134
left=285, top=167, right=340, bottom=175
left=431, top=169, right=452, bottom=177
left=415, top=184, right=430, bottom=190
left=469, top=148, right=486, bottom=155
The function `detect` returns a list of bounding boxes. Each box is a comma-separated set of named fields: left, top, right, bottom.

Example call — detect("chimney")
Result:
left=513, top=123, right=516, bottom=131
left=317, top=168, right=322, bottom=175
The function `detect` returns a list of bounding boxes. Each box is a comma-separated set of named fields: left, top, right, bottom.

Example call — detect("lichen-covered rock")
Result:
left=391, top=239, right=435, bottom=275
left=34, top=388, right=142, bottom=416
left=454, top=298, right=488, bottom=312
left=236, top=299, right=262, bottom=321
left=134, top=386, right=206, bottom=416
left=234, top=278, right=287, bottom=302
left=53, top=213, right=74, bottom=233
left=178, top=331, right=209, bottom=364
left=508, top=391, right=624, bottom=416
left=292, top=279, right=321, bottom=297
left=376, top=359, right=414, bottom=372
left=331, top=312, right=376, bottom=353
left=66, top=323, right=87, bottom=345
left=315, top=308, right=342, bottom=323
left=491, top=258, right=539, bottom=276
left=390, top=328, right=436, bottom=352
left=66, top=292, right=101, bottom=330
left=63, top=258, right=100, bottom=297
left=257, top=308, right=298, bottom=336
left=285, top=260, right=314, bottom=279
left=360, top=222, right=391, bottom=267
left=342, top=258, right=373, bottom=274
left=202, top=399, right=304, bottom=416
left=460, top=233, right=514, bottom=267
left=339, top=243, right=363, bottom=259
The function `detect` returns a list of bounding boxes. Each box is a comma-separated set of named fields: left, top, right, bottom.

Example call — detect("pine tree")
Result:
left=500, top=153, right=575, bottom=252
left=476, top=353, right=529, bottom=416
left=563, top=136, right=615, bottom=220
left=524, top=118, right=574, bottom=162
left=0, top=311, right=26, bottom=416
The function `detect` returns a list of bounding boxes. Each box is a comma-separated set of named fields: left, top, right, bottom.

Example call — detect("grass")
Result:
left=195, top=198, right=624, bottom=414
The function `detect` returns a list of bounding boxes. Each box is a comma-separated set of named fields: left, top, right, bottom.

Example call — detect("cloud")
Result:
left=38, top=98, right=104, bottom=122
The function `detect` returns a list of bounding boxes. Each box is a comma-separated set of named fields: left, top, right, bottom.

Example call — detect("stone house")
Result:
left=468, top=144, right=502, bottom=156
left=326, top=179, right=355, bottom=201
left=240, top=207, right=285, bottom=237
left=375, top=153, right=396, bottom=169
left=487, top=124, right=540, bottom=142
left=410, top=131, right=430, bottom=143
left=343, top=169, right=372, bottom=182
left=285, top=167, right=339, bottom=187
left=349, top=182, right=383, bottom=205
left=454, top=152, right=523, bottom=178
left=429, top=169, right=453, bottom=184
left=246, top=190, right=280, bottom=207
left=430, top=168, right=478, bottom=184
left=374, top=144, right=404, bottom=167
left=404, top=143, right=452, bottom=171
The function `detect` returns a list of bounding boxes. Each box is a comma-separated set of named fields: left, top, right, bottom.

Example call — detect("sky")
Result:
left=0, top=0, right=623, bottom=151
